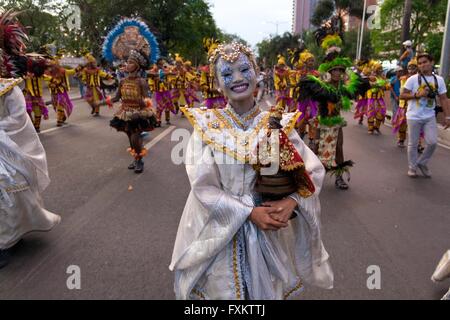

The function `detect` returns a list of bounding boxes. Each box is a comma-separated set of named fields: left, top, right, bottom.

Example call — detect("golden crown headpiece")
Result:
left=208, top=42, right=258, bottom=81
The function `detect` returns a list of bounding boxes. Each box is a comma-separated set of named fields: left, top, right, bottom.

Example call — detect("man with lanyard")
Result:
left=400, top=53, right=450, bottom=178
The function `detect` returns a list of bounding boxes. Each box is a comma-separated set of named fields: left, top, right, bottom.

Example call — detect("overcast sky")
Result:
left=208, top=0, right=294, bottom=48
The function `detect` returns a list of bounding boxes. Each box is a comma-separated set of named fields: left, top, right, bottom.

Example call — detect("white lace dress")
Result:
left=170, top=105, right=333, bottom=300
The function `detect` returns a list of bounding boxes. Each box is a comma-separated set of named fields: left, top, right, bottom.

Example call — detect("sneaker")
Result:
left=418, top=164, right=431, bottom=178
left=368, top=130, right=374, bottom=135
left=408, top=168, right=418, bottom=178
left=128, top=160, right=137, bottom=170
left=134, top=159, right=144, bottom=174
left=397, top=141, right=405, bottom=148
left=374, top=128, right=381, bottom=135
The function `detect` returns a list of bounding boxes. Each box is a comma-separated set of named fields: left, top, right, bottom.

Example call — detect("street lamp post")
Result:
left=265, top=21, right=289, bottom=36
left=440, top=0, right=450, bottom=81
left=357, top=0, right=368, bottom=61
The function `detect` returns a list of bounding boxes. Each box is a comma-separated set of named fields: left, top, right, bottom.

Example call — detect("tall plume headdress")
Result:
left=102, top=17, right=160, bottom=69
left=314, top=14, right=351, bottom=73
left=0, top=9, right=30, bottom=78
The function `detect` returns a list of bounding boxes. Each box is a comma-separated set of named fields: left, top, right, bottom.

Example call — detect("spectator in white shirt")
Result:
left=400, top=53, right=450, bottom=178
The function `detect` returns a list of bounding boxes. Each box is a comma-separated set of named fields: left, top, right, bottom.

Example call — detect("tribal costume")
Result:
left=289, top=48, right=320, bottom=143
left=103, top=17, right=159, bottom=174
left=0, top=10, right=60, bottom=268
left=353, top=59, right=370, bottom=125
left=274, top=55, right=292, bottom=111
left=149, top=60, right=176, bottom=126
left=392, top=58, right=419, bottom=147
left=45, top=60, right=76, bottom=126
left=183, top=60, right=200, bottom=108
left=365, top=61, right=390, bottom=135
left=296, top=16, right=369, bottom=190
left=200, top=38, right=226, bottom=109
left=80, top=54, right=113, bottom=116
left=24, top=73, right=48, bottom=132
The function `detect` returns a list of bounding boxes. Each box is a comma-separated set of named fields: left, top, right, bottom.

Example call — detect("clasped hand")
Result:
left=249, top=198, right=298, bottom=231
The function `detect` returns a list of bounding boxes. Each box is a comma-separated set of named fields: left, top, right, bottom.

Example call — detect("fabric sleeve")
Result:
left=403, top=75, right=415, bottom=92
left=438, top=76, right=447, bottom=95
left=170, top=131, right=253, bottom=270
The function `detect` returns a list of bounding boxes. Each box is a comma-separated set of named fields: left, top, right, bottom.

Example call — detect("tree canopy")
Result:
left=0, top=0, right=223, bottom=65
left=371, top=0, right=448, bottom=61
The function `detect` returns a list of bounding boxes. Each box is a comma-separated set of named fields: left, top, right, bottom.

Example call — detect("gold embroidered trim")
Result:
left=191, top=288, right=206, bottom=300
left=232, top=235, right=241, bottom=300
left=283, top=279, right=304, bottom=300
left=224, top=107, right=261, bottom=129
left=181, top=108, right=301, bottom=163
left=3, top=183, right=29, bottom=193
left=182, top=107, right=270, bottom=163
left=0, top=78, right=23, bottom=97
left=283, top=111, right=302, bottom=135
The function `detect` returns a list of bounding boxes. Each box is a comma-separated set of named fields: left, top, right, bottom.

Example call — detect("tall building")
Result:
left=346, top=0, right=379, bottom=31
left=292, top=0, right=319, bottom=35
left=292, top=0, right=379, bottom=33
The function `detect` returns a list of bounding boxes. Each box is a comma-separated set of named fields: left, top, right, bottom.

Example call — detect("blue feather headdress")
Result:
left=102, top=18, right=160, bottom=65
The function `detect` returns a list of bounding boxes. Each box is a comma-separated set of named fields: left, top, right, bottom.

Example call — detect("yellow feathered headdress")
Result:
left=203, top=38, right=220, bottom=59
left=85, top=53, right=96, bottom=64
left=175, top=53, right=183, bottom=63
left=277, top=54, right=286, bottom=66
left=408, top=57, right=418, bottom=67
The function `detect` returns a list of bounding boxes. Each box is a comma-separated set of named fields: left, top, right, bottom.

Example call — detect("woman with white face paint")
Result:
left=170, top=42, right=333, bottom=300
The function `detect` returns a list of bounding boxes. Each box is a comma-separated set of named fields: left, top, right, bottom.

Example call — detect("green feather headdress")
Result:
left=318, top=57, right=352, bottom=73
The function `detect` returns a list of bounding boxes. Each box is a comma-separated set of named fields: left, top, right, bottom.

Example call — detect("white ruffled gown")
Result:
left=170, top=105, right=333, bottom=300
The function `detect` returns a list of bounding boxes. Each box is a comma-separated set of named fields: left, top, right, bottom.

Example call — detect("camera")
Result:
left=427, top=91, right=437, bottom=99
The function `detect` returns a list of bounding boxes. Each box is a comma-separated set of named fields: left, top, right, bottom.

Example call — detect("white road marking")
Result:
left=144, top=125, right=176, bottom=150
left=40, top=125, right=70, bottom=134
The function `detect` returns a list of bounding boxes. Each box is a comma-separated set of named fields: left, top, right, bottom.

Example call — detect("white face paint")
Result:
left=215, top=53, right=257, bottom=103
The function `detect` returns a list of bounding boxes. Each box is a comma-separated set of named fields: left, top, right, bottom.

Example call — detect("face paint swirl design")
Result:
left=219, top=54, right=255, bottom=88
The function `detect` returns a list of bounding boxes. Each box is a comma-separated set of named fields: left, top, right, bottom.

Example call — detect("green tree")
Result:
left=0, top=0, right=69, bottom=52
left=3, top=0, right=221, bottom=64
left=256, top=29, right=373, bottom=68
left=311, top=0, right=365, bottom=27
left=256, top=32, right=303, bottom=68
left=371, top=0, right=448, bottom=61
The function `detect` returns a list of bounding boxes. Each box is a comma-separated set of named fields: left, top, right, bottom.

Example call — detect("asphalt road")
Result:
left=0, top=95, right=449, bottom=300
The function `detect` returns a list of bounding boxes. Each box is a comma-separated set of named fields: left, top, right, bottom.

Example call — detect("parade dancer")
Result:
left=365, top=61, right=390, bottom=135
left=296, top=16, right=369, bottom=190
left=0, top=10, right=60, bottom=268
left=148, top=58, right=176, bottom=126
left=353, top=59, right=370, bottom=125
left=170, top=54, right=187, bottom=114
left=273, top=55, right=292, bottom=111
left=392, top=58, right=419, bottom=148
left=103, top=17, right=160, bottom=173
left=23, top=64, right=48, bottom=133
left=171, top=42, right=333, bottom=300
left=200, top=38, right=227, bottom=109
left=45, top=57, right=76, bottom=127
left=289, top=48, right=320, bottom=144
left=183, top=60, right=200, bottom=108
left=80, top=53, right=113, bottom=116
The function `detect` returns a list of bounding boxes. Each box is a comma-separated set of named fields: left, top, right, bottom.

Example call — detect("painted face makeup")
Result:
left=216, top=53, right=257, bottom=102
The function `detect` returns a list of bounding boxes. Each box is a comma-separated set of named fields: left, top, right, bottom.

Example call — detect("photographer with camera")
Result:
left=400, top=53, right=449, bottom=178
